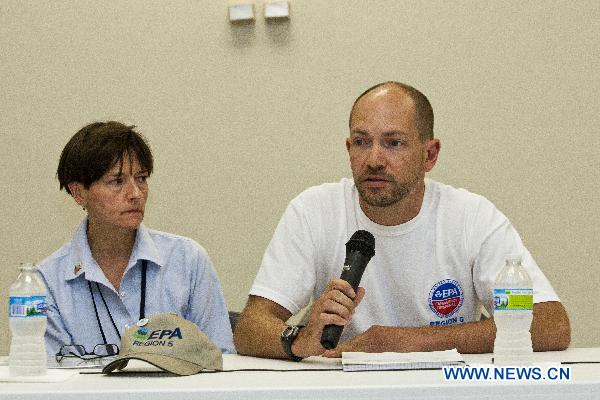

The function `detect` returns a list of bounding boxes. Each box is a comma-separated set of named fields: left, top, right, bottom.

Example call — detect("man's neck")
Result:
left=359, top=182, right=426, bottom=226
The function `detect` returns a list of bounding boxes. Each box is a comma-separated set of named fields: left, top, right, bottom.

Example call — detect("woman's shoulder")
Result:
left=36, top=241, right=75, bottom=282
left=142, top=226, right=210, bottom=259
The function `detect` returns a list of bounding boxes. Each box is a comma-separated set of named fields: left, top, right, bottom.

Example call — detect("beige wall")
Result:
left=1, top=1, right=598, bottom=355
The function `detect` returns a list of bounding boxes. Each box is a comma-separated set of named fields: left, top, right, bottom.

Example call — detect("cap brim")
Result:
left=102, top=353, right=209, bottom=376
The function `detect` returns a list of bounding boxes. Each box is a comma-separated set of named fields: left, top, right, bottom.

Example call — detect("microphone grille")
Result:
left=346, top=230, right=375, bottom=257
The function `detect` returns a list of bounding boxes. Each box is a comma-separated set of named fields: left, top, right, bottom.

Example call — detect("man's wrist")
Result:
left=281, top=325, right=304, bottom=361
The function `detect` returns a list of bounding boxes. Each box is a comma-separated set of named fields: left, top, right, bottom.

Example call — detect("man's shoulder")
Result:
left=427, top=179, right=503, bottom=225
left=427, top=178, right=488, bottom=207
left=292, top=178, right=354, bottom=206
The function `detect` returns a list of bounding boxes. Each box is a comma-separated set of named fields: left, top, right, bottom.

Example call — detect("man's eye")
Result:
left=353, top=138, right=366, bottom=146
left=109, top=178, right=124, bottom=185
left=386, top=140, right=403, bottom=148
left=136, top=175, right=148, bottom=183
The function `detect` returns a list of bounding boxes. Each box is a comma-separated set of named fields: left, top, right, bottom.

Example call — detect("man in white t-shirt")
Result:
left=234, top=82, right=570, bottom=360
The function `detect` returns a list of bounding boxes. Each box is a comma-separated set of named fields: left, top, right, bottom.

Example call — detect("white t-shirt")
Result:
left=250, top=178, right=559, bottom=342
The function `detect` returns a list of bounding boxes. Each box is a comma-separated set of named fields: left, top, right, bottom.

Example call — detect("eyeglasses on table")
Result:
left=55, top=343, right=119, bottom=362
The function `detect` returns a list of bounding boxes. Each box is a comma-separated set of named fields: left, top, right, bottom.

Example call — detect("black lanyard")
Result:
left=88, top=260, right=148, bottom=344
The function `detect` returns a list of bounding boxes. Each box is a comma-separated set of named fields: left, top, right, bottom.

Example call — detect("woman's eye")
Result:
left=109, top=178, right=123, bottom=185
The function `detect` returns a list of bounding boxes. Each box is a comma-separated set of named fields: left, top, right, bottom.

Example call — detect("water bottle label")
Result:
left=8, top=296, right=47, bottom=317
left=493, top=288, right=533, bottom=311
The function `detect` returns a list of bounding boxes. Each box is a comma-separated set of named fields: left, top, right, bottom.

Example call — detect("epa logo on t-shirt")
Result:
left=428, top=279, right=464, bottom=318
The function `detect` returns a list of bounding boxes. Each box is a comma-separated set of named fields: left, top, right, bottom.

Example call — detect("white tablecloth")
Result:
left=1, top=348, right=599, bottom=400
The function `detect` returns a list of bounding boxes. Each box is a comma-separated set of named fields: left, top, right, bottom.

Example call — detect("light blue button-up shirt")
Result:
left=38, top=219, right=234, bottom=355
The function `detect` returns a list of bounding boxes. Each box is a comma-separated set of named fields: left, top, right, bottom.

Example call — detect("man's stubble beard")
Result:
left=355, top=172, right=423, bottom=208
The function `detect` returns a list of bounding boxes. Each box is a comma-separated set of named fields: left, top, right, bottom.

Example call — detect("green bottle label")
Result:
left=493, top=288, right=533, bottom=310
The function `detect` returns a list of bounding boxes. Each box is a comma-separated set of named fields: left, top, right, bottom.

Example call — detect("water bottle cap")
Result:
left=19, top=262, right=36, bottom=271
left=505, top=255, right=522, bottom=263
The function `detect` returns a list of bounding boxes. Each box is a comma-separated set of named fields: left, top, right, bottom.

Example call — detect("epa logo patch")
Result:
left=429, top=279, right=463, bottom=318
left=133, top=327, right=149, bottom=341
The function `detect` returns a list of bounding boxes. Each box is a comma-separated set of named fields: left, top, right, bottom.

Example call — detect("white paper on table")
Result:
left=0, top=366, right=78, bottom=382
left=47, top=355, right=118, bottom=369
left=342, top=348, right=465, bottom=371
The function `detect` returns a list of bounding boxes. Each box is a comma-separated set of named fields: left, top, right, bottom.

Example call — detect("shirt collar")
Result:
left=130, top=222, right=164, bottom=269
left=65, top=218, right=164, bottom=282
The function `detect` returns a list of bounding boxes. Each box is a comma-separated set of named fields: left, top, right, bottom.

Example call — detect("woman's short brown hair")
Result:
left=57, top=121, right=153, bottom=195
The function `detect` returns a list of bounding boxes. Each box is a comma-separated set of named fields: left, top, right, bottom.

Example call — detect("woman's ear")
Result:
left=68, top=182, right=86, bottom=208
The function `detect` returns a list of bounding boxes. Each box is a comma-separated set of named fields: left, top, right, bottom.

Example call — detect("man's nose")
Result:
left=366, top=143, right=386, bottom=169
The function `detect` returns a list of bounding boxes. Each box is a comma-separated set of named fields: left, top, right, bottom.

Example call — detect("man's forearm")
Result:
left=352, top=318, right=496, bottom=354
left=418, top=318, right=496, bottom=353
left=327, top=301, right=570, bottom=356
left=391, top=301, right=570, bottom=353
left=234, top=298, right=291, bottom=359
left=323, top=318, right=495, bottom=356
left=530, top=301, right=570, bottom=351
left=234, top=284, right=365, bottom=360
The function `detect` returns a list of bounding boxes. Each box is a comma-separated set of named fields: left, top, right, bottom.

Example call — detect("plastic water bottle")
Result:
left=493, top=256, right=533, bottom=365
left=8, top=263, right=48, bottom=376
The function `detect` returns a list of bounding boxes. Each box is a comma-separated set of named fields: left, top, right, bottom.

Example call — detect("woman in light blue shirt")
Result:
left=39, top=121, right=234, bottom=359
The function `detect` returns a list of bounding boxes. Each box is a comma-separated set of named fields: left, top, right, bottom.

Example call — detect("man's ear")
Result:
left=424, top=139, right=441, bottom=172
left=68, top=182, right=86, bottom=207
left=345, top=137, right=352, bottom=153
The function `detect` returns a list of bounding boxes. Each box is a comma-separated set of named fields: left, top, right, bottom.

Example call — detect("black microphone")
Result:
left=320, top=230, right=375, bottom=350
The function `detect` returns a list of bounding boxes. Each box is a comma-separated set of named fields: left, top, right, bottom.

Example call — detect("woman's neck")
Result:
left=86, top=219, right=136, bottom=290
